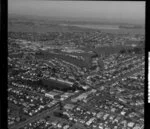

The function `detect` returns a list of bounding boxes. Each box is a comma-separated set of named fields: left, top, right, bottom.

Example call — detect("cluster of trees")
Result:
left=119, top=47, right=144, bottom=54
left=53, top=111, right=69, bottom=119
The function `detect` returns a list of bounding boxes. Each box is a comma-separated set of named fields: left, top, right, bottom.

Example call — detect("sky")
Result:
left=8, top=0, right=145, bottom=25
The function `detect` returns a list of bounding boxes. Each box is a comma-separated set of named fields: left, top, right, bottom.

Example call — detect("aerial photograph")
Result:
left=8, top=1, right=145, bottom=129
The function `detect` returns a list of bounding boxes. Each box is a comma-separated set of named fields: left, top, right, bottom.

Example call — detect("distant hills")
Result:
left=119, top=25, right=144, bottom=29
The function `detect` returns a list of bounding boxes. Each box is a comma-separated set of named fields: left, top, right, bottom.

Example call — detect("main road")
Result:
left=10, top=89, right=85, bottom=129
left=10, top=64, right=143, bottom=129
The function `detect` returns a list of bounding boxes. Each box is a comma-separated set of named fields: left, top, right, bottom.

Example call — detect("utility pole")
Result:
left=59, top=101, right=63, bottom=110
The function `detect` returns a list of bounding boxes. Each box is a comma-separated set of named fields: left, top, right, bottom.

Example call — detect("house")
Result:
left=45, top=91, right=59, bottom=99
left=64, top=104, right=75, bottom=110
left=86, top=117, right=95, bottom=126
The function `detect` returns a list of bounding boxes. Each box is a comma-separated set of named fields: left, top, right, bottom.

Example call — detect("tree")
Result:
left=119, top=49, right=126, bottom=54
